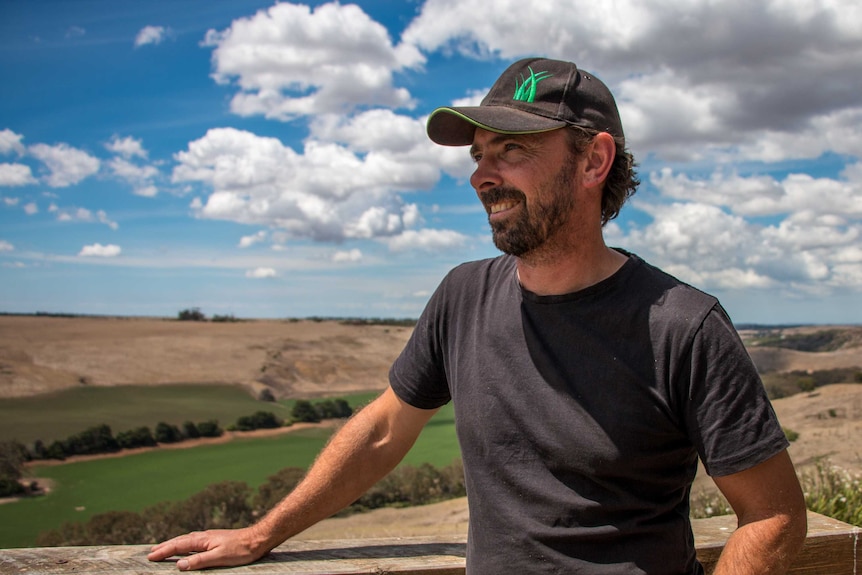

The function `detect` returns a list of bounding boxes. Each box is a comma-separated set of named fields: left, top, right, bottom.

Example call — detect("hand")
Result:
left=147, top=527, right=270, bottom=571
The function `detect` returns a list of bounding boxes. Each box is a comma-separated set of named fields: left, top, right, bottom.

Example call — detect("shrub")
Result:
left=195, top=420, right=223, bottom=438
left=36, top=510, right=149, bottom=546
left=62, top=424, right=119, bottom=456
left=235, top=411, right=282, bottom=432
left=182, top=421, right=200, bottom=439
left=177, top=307, right=206, bottom=321
left=689, top=488, right=732, bottom=519
left=802, top=460, right=862, bottom=527
left=315, top=398, right=353, bottom=420
left=154, top=422, right=183, bottom=444
left=783, top=427, right=799, bottom=442
left=116, top=427, right=157, bottom=449
left=0, top=441, right=28, bottom=480
left=345, top=459, right=466, bottom=515
left=0, top=477, right=25, bottom=497
left=253, top=467, right=306, bottom=514
left=37, top=481, right=255, bottom=546
left=797, top=376, right=816, bottom=393
left=163, top=481, right=254, bottom=533
left=291, top=400, right=320, bottom=423
left=45, top=440, right=67, bottom=460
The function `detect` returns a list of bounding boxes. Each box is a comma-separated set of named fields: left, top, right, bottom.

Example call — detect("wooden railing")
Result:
left=1, top=511, right=858, bottom=574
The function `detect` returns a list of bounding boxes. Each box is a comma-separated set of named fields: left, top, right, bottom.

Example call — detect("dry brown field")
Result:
left=0, top=315, right=412, bottom=400
left=1, top=315, right=860, bottom=539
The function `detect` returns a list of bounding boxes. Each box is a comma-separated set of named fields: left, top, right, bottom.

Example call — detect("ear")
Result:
left=581, top=132, right=616, bottom=190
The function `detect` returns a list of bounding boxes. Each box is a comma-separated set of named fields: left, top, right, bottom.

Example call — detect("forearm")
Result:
left=249, top=390, right=430, bottom=551
left=712, top=512, right=807, bottom=575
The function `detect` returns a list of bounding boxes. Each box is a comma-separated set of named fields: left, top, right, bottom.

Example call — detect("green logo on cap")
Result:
left=513, top=67, right=552, bottom=103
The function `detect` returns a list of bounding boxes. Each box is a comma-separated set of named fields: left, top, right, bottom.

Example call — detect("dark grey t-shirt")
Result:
left=389, top=253, right=788, bottom=574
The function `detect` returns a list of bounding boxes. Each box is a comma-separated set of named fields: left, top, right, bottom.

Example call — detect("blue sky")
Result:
left=1, top=0, right=861, bottom=324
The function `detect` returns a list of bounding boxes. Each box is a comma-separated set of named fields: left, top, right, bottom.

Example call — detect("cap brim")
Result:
left=426, top=106, right=568, bottom=146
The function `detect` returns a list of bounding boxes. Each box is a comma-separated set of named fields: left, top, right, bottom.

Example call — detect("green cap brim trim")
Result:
left=427, top=107, right=567, bottom=146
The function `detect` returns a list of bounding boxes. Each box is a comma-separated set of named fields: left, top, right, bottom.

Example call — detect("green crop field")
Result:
left=0, top=399, right=458, bottom=549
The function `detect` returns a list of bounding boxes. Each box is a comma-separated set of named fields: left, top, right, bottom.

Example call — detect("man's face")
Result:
left=469, top=128, right=579, bottom=258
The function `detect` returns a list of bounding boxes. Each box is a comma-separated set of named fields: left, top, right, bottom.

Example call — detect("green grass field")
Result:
left=0, top=393, right=458, bottom=549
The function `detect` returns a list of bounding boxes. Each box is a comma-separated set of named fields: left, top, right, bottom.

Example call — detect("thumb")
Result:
left=176, top=552, right=216, bottom=571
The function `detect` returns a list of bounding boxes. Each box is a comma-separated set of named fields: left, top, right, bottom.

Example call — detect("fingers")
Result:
left=175, top=550, right=223, bottom=572
left=147, top=532, right=208, bottom=562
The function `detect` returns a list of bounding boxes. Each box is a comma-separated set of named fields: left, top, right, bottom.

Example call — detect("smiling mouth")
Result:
left=489, top=200, right=519, bottom=214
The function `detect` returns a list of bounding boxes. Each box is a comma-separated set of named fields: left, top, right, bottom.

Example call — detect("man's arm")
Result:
left=147, top=387, right=438, bottom=571
left=711, top=449, right=807, bottom=575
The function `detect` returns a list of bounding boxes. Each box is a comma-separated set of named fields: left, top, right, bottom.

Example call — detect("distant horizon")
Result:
left=4, top=310, right=860, bottom=330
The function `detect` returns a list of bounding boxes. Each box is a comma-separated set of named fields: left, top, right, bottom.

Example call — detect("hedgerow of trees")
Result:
left=19, top=398, right=354, bottom=463
left=26, top=420, right=224, bottom=462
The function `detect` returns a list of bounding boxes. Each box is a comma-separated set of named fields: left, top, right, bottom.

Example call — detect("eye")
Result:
left=504, top=142, right=521, bottom=152
left=471, top=151, right=483, bottom=163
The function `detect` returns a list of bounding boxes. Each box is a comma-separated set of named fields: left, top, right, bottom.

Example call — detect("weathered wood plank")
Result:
left=0, top=513, right=857, bottom=574
left=0, top=536, right=468, bottom=575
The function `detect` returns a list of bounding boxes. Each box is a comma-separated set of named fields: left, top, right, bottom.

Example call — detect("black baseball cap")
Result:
left=426, top=57, right=624, bottom=146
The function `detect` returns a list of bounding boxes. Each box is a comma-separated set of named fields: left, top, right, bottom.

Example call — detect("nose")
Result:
left=470, top=155, right=503, bottom=193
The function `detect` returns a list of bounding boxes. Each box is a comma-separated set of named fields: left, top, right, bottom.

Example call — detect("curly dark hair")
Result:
left=565, top=126, right=639, bottom=225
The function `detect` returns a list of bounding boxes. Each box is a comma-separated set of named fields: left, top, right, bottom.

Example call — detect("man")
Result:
left=149, top=58, right=807, bottom=574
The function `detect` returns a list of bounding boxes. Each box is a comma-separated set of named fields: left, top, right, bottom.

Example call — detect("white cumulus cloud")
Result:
left=28, top=143, right=100, bottom=187
left=173, top=127, right=445, bottom=242
left=0, top=163, right=37, bottom=187
left=0, top=129, right=27, bottom=156
left=622, top=167, right=862, bottom=292
left=109, top=157, right=160, bottom=197
left=202, top=2, right=424, bottom=120
left=106, top=135, right=148, bottom=159
left=0, top=240, right=13, bottom=252
left=403, top=0, right=862, bottom=163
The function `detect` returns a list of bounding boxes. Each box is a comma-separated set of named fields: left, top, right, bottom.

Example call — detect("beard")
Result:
left=482, top=159, right=577, bottom=259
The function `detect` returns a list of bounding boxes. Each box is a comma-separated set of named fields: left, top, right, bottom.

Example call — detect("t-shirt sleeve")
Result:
left=389, top=278, right=452, bottom=410
left=682, top=304, right=789, bottom=477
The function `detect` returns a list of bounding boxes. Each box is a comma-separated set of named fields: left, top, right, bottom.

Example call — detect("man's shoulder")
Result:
left=622, top=252, right=720, bottom=332
left=626, top=252, right=717, bottom=303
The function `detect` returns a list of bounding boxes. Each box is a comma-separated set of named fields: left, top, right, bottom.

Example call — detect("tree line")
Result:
left=36, top=459, right=466, bottom=546
left=0, top=399, right=353, bottom=497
